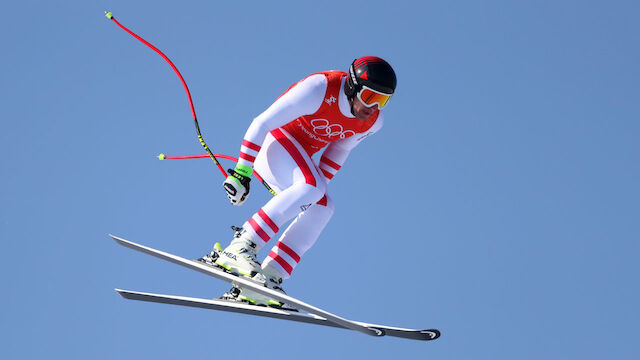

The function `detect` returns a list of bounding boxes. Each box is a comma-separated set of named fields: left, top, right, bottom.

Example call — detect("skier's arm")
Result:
left=223, top=74, right=326, bottom=205
left=236, top=74, right=327, bottom=171
left=318, top=113, right=384, bottom=183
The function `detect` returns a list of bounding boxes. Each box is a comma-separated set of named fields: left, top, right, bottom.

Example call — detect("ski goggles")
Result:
left=356, top=86, right=393, bottom=109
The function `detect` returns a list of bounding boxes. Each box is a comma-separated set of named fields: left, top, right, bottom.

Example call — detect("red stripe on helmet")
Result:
left=353, top=56, right=385, bottom=69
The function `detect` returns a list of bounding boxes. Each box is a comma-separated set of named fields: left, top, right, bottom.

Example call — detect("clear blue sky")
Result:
left=1, top=1, right=638, bottom=359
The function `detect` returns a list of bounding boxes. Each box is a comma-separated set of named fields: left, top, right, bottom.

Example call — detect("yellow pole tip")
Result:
left=105, top=11, right=113, bottom=19
left=158, top=153, right=166, bottom=160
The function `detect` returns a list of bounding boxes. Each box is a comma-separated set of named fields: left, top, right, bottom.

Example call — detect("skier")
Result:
left=198, top=56, right=397, bottom=308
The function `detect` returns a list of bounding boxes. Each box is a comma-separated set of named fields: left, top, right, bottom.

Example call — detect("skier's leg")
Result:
left=262, top=195, right=335, bottom=279
left=240, top=129, right=327, bottom=248
left=214, top=129, right=327, bottom=278
left=236, top=195, right=334, bottom=309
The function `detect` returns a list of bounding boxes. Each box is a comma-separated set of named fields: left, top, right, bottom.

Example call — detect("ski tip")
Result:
left=158, top=153, right=166, bottom=160
left=115, top=289, right=134, bottom=300
left=109, top=234, right=127, bottom=244
left=105, top=11, right=113, bottom=19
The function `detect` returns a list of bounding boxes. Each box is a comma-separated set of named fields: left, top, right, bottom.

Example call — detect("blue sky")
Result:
left=1, top=1, right=639, bottom=359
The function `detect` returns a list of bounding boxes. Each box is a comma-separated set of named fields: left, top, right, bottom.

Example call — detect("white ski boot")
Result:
left=236, top=265, right=297, bottom=311
left=213, top=229, right=262, bottom=279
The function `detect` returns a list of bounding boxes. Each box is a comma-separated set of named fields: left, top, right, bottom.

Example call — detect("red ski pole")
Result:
left=105, top=11, right=277, bottom=195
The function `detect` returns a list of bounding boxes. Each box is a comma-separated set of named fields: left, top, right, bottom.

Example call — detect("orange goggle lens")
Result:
left=357, top=86, right=392, bottom=109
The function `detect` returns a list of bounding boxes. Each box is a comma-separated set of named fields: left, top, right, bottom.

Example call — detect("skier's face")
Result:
left=351, top=97, right=377, bottom=120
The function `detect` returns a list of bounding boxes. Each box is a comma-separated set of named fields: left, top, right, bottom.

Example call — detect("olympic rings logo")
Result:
left=310, top=119, right=355, bottom=139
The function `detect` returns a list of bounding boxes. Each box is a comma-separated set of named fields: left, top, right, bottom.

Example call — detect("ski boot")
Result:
left=236, top=265, right=297, bottom=311
left=213, top=227, right=262, bottom=279
left=196, top=227, right=262, bottom=279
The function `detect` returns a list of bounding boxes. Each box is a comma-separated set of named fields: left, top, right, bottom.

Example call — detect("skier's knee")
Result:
left=289, top=182, right=324, bottom=205
left=316, top=194, right=335, bottom=213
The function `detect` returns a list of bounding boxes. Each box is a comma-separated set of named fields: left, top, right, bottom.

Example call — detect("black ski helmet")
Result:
left=344, top=56, right=397, bottom=102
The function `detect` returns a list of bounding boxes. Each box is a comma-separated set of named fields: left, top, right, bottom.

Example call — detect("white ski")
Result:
left=111, top=234, right=440, bottom=341
left=116, top=289, right=440, bottom=341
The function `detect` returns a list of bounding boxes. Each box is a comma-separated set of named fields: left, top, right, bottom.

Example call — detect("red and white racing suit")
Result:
left=235, top=71, right=384, bottom=278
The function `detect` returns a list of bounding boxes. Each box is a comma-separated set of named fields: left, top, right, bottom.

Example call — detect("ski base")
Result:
left=116, top=289, right=440, bottom=341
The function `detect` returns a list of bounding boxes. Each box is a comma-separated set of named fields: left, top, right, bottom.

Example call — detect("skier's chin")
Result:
left=354, top=107, right=374, bottom=120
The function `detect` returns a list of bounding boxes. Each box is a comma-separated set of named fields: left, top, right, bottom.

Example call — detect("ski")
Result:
left=111, top=234, right=440, bottom=341
left=116, top=289, right=440, bottom=341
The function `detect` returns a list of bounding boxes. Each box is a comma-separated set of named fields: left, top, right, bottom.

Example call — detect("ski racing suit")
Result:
left=234, top=70, right=384, bottom=279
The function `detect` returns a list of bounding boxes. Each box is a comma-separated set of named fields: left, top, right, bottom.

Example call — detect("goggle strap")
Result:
left=357, top=86, right=392, bottom=109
